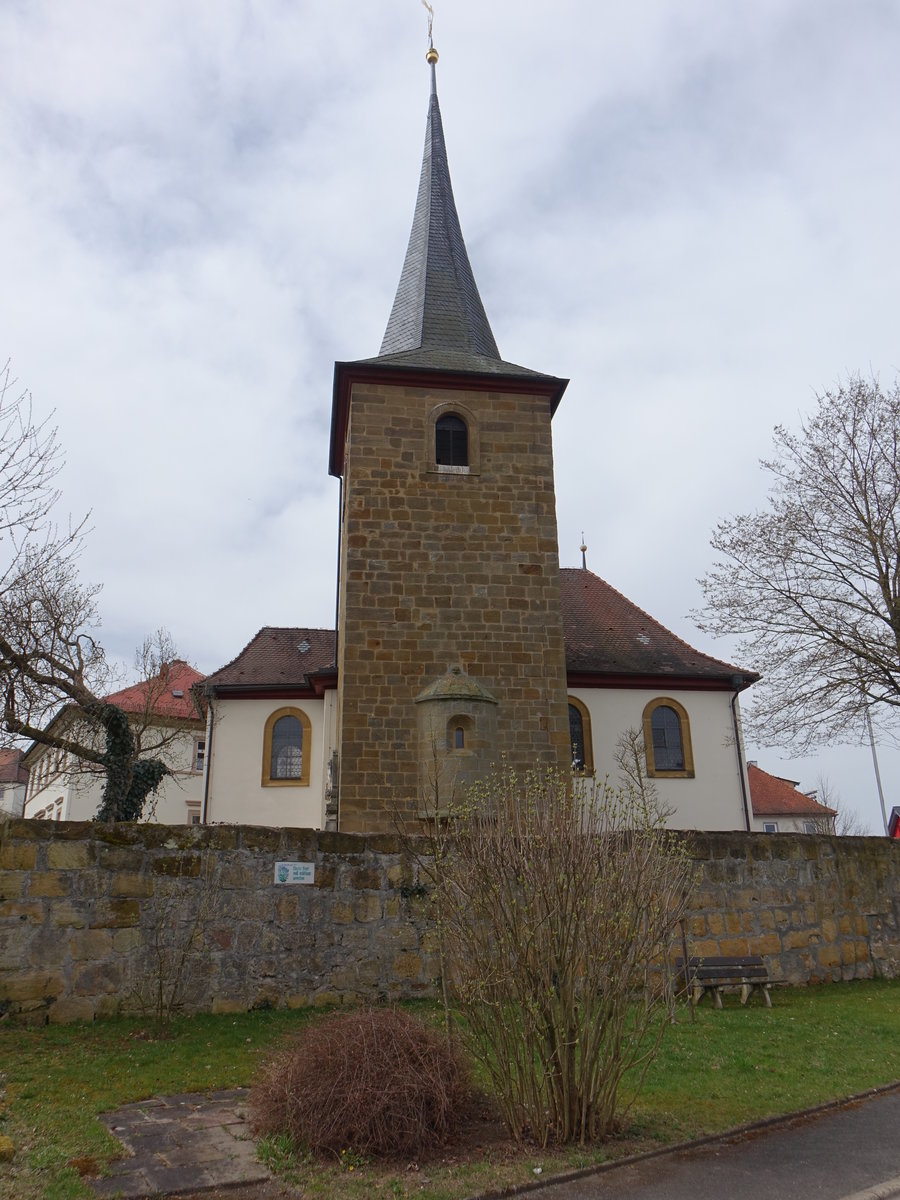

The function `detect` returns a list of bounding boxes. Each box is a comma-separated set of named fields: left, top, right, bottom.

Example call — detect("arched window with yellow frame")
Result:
left=262, top=707, right=312, bottom=787
left=568, top=696, right=594, bottom=774
left=642, top=697, right=694, bottom=778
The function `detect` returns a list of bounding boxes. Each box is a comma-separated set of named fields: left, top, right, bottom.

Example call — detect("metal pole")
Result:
left=864, top=705, right=890, bottom=835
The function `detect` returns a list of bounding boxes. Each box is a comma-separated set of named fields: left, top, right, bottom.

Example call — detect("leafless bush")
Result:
left=439, top=765, right=693, bottom=1147
left=250, top=1007, right=470, bottom=1159
left=126, top=852, right=220, bottom=1029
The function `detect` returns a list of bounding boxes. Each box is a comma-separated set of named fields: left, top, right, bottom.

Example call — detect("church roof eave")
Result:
left=329, top=358, right=568, bottom=478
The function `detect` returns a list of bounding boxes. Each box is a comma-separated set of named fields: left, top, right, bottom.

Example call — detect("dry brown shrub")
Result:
left=250, top=1007, right=469, bottom=1159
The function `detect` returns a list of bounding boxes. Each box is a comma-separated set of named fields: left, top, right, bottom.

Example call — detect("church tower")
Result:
left=329, top=46, right=571, bottom=832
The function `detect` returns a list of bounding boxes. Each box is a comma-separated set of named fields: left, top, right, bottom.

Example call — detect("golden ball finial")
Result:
left=426, top=46, right=439, bottom=65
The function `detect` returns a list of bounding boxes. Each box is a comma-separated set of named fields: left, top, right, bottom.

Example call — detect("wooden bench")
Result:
left=678, top=956, right=776, bottom=1009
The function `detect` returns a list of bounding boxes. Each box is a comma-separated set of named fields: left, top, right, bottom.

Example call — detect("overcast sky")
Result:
left=2, top=2, right=898, bottom=831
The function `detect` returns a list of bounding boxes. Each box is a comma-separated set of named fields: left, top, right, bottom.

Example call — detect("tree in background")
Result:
left=697, top=376, right=900, bottom=752
left=811, top=775, right=871, bottom=836
left=0, top=361, right=185, bottom=820
left=438, top=765, right=692, bottom=1147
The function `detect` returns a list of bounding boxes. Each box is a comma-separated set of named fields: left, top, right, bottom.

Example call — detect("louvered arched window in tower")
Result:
left=435, top=414, right=468, bottom=467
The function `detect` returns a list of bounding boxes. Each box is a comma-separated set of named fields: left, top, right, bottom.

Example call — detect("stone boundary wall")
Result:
left=1, top=820, right=899, bottom=1023
left=686, top=831, right=900, bottom=983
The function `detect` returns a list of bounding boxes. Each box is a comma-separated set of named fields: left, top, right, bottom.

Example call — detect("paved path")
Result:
left=91, top=1085, right=900, bottom=1199
left=91, top=1088, right=268, bottom=1197
left=528, top=1089, right=900, bottom=1200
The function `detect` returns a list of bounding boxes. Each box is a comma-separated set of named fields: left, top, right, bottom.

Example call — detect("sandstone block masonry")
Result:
left=0, top=820, right=898, bottom=1023
left=0, top=820, right=439, bottom=1024
left=335, top=380, right=571, bottom=833
left=686, top=831, right=900, bottom=982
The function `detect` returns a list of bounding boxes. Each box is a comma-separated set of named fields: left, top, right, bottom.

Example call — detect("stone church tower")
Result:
left=329, top=47, right=571, bottom=832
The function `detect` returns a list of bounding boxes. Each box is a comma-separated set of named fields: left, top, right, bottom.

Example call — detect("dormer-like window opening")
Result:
left=435, top=414, right=468, bottom=467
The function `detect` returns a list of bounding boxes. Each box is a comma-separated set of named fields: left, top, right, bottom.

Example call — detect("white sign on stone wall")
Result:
left=274, top=861, right=315, bottom=885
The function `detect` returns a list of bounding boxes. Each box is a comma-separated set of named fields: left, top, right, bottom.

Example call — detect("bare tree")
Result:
left=126, top=851, right=222, bottom=1030
left=696, top=375, right=900, bottom=751
left=1, top=560, right=184, bottom=820
left=0, top=362, right=181, bottom=820
left=810, top=774, right=871, bottom=836
left=438, top=765, right=692, bottom=1147
left=614, top=726, right=674, bottom=823
left=0, top=361, right=66, bottom=566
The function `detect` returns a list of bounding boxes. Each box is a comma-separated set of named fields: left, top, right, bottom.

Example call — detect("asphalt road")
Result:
left=528, top=1089, right=900, bottom=1200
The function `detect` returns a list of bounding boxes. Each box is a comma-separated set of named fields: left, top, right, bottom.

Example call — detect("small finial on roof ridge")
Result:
left=423, top=2, right=438, bottom=66
left=580, top=532, right=588, bottom=571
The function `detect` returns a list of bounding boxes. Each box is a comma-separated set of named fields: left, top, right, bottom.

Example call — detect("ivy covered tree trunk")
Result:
left=94, top=704, right=170, bottom=822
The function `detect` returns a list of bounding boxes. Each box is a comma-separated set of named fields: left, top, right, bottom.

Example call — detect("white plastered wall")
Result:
left=23, top=731, right=205, bottom=823
left=0, top=781, right=26, bottom=817
left=204, top=694, right=332, bottom=829
left=749, top=813, right=827, bottom=834
left=569, top=686, right=750, bottom=831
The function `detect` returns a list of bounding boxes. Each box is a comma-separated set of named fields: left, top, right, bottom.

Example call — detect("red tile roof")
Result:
left=0, top=748, right=28, bottom=785
left=105, top=661, right=206, bottom=721
left=748, top=764, right=837, bottom=818
left=204, top=574, right=756, bottom=696
left=560, top=568, right=755, bottom=683
left=204, top=629, right=336, bottom=693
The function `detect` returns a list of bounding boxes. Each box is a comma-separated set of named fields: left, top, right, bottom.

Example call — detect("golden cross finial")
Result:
left=422, top=1, right=435, bottom=48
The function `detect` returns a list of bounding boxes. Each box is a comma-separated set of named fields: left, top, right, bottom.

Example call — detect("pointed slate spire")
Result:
left=330, top=43, right=568, bottom=478
left=378, top=48, right=502, bottom=367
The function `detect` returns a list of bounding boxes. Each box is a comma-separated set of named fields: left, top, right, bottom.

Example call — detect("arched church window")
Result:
left=568, top=697, right=593, bottom=774
left=262, top=707, right=312, bottom=786
left=642, top=698, right=694, bottom=778
left=435, top=414, right=468, bottom=467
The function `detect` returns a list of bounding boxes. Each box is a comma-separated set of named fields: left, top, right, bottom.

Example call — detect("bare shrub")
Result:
left=250, top=1007, right=469, bottom=1159
left=126, top=851, right=220, bottom=1029
left=440, top=765, right=693, bottom=1147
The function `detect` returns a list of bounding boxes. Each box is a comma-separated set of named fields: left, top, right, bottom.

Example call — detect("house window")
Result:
left=763, top=821, right=778, bottom=833
left=262, top=707, right=312, bottom=787
left=454, top=726, right=465, bottom=750
left=435, top=414, right=468, bottom=467
left=568, top=698, right=594, bottom=774
left=642, top=698, right=694, bottom=778
left=803, top=820, right=817, bottom=834
left=193, top=738, right=205, bottom=773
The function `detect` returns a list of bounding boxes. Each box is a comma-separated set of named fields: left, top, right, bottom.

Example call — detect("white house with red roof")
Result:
left=22, top=661, right=207, bottom=824
left=0, top=749, right=28, bottom=817
left=747, top=763, right=837, bottom=834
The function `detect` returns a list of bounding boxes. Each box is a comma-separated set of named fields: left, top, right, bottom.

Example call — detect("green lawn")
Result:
left=2, top=980, right=899, bottom=1200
